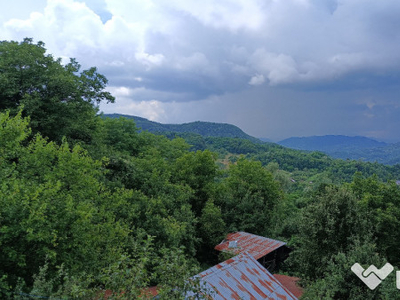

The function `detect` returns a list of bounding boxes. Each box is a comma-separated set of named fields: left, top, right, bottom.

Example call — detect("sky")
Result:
left=1, top=0, right=400, bottom=142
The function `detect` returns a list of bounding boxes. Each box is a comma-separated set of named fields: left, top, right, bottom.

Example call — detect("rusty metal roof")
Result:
left=273, top=275, right=303, bottom=299
left=215, top=232, right=286, bottom=260
left=188, top=252, right=298, bottom=300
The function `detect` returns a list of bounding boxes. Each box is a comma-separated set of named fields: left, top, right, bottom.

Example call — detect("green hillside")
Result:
left=104, top=113, right=262, bottom=143
left=278, top=135, right=400, bottom=165
left=331, top=142, right=400, bottom=165
left=278, top=135, right=387, bottom=152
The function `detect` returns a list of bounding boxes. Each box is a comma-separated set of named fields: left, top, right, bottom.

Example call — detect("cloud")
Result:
left=2, top=0, right=400, bottom=140
left=163, top=0, right=265, bottom=31
left=135, top=52, right=166, bottom=69
left=3, top=0, right=400, bottom=97
left=249, top=74, right=265, bottom=86
left=116, top=99, right=166, bottom=122
left=102, top=86, right=167, bottom=121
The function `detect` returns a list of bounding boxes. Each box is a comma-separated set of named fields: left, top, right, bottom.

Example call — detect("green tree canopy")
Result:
left=217, top=157, right=282, bottom=236
left=290, top=185, right=370, bottom=280
left=350, top=173, right=400, bottom=265
left=0, top=38, right=114, bottom=143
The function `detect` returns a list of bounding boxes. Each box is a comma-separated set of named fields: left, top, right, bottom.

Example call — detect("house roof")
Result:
left=215, top=232, right=286, bottom=260
left=188, top=252, right=297, bottom=300
left=273, top=275, right=303, bottom=299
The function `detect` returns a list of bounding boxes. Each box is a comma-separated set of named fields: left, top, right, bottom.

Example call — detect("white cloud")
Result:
left=3, top=0, right=400, bottom=140
left=123, top=100, right=166, bottom=121
left=135, top=52, right=165, bottom=69
left=105, top=98, right=166, bottom=122
left=108, top=86, right=131, bottom=97
left=249, top=50, right=300, bottom=85
left=3, top=0, right=400, bottom=92
left=163, top=0, right=265, bottom=31
left=249, top=74, right=265, bottom=86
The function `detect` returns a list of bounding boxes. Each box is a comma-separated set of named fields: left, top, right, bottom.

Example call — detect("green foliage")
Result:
left=350, top=173, right=400, bottom=265
left=197, top=199, right=226, bottom=264
left=0, top=111, right=208, bottom=298
left=0, top=110, right=30, bottom=159
left=172, top=150, right=218, bottom=217
left=217, top=157, right=282, bottom=236
left=0, top=38, right=114, bottom=144
left=105, top=113, right=261, bottom=143
left=0, top=113, right=132, bottom=288
left=302, top=240, right=399, bottom=300
left=289, top=185, right=370, bottom=280
left=4, top=38, right=400, bottom=299
left=199, top=200, right=226, bottom=247
left=101, top=116, right=142, bottom=156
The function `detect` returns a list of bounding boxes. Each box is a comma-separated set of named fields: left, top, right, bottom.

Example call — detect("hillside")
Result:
left=277, top=135, right=400, bottom=165
left=278, top=135, right=387, bottom=152
left=334, top=142, right=400, bottom=165
left=104, top=113, right=262, bottom=143
left=104, top=115, right=400, bottom=166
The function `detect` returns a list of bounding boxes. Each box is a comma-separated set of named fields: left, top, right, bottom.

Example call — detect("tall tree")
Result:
left=0, top=111, right=130, bottom=289
left=0, top=38, right=114, bottom=143
left=172, top=150, right=218, bottom=217
left=290, top=185, right=370, bottom=280
left=218, top=157, right=282, bottom=235
left=350, top=173, right=400, bottom=265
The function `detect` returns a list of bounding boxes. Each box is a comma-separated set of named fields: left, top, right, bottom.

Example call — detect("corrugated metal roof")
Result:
left=273, top=275, right=303, bottom=299
left=215, top=232, right=286, bottom=260
left=188, top=252, right=298, bottom=300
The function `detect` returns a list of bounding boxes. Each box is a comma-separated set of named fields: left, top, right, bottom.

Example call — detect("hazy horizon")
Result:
left=103, top=112, right=398, bottom=143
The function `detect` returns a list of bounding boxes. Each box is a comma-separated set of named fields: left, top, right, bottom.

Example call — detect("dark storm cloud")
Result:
left=2, top=0, right=400, bottom=140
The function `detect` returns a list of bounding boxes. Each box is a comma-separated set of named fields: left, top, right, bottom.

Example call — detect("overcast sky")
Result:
left=1, top=0, right=400, bottom=142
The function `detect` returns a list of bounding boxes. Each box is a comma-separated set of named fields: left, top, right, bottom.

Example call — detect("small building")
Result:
left=187, top=252, right=298, bottom=299
left=215, top=232, right=291, bottom=271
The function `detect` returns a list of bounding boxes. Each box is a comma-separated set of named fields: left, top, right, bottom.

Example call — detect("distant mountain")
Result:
left=335, top=142, right=400, bottom=166
left=104, top=113, right=262, bottom=143
left=259, top=137, right=274, bottom=143
left=278, top=135, right=387, bottom=152
left=278, top=135, right=400, bottom=165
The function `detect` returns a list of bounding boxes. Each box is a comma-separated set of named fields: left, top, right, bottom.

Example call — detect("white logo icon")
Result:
left=351, top=263, right=394, bottom=290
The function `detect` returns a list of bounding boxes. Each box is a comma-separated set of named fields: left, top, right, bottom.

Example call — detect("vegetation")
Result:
left=2, top=38, right=400, bottom=299
left=279, top=135, right=400, bottom=166
left=104, top=113, right=262, bottom=143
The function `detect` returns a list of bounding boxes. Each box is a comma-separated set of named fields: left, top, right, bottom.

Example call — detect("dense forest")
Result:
left=2, top=39, right=400, bottom=299
left=105, top=113, right=261, bottom=143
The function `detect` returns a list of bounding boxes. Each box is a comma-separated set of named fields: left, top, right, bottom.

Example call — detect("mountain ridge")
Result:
left=278, top=135, right=400, bottom=165
left=278, top=135, right=387, bottom=152
left=103, top=115, right=400, bottom=165
left=103, top=113, right=262, bottom=143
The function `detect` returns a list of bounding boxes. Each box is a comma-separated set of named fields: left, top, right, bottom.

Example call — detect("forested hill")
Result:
left=278, top=135, right=400, bottom=165
left=278, top=135, right=387, bottom=152
left=104, top=113, right=262, bottom=143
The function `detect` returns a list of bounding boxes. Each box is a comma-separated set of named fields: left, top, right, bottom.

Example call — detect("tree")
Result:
left=290, top=185, right=370, bottom=280
left=350, top=173, right=400, bottom=265
left=197, top=199, right=226, bottom=263
left=171, top=150, right=218, bottom=217
left=0, top=111, right=131, bottom=290
left=217, top=157, right=282, bottom=236
left=0, top=38, right=114, bottom=143
left=302, top=240, right=397, bottom=300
